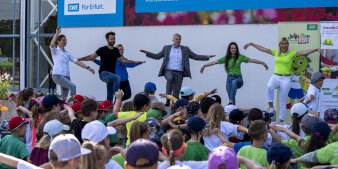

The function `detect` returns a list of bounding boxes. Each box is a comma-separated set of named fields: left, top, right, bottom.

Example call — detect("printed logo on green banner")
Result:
left=307, top=24, right=318, bottom=30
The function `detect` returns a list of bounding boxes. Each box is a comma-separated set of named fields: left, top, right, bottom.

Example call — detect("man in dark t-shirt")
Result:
left=79, top=32, right=144, bottom=101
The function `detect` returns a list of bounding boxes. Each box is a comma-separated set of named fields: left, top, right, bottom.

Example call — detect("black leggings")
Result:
left=120, top=80, right=131, bottom=101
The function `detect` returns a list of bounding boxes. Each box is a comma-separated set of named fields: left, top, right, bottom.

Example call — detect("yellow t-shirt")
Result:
left=271, top=49, right=297, bottom=75
left=118, top=111, right=147, bottom=147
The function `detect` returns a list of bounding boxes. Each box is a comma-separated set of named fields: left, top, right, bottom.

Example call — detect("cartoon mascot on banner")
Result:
left=286, top=55, right=312, bottom=109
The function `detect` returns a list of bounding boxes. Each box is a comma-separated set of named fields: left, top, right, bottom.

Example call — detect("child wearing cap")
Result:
left=0, top=134, right=92, bottom=169
left=30, top=119, right=69, bottom=166
left=159, top=130, right=208, bottom=169
left=125, top=139, right=159, bottom=169
left=144, top=82, right=158, bottom=103
left=117, top=93, right=150, bottom=147
left=300, top=71, right=325, bottom=112
left=160, top=87, right=217, bottom=108
left=237, top=120, right=269, bottom=169
left=0, top=116, right=30, bottom=169
left=112, top=121, right=151, bottom=168
left=203, top=104, right=248, bottom=151
left=181, top=116, right=209, bottom=161
left=81, top=120, right=122, bottom=169
left=267, top=143, right=292, bottom=169
left=208, top=146, right=265, bottom=169
left=270, top=115, right=324, bottom=168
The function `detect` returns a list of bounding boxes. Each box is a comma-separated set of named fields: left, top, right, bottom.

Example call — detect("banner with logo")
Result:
left=321, top=22, right=338, bottom=49
left=319, top=79, right=338, bottom=119
left=277, top=22, right=320, bottom=123
left=320, top=22, right=338, bottom=79
left=58, top=0, right=123, bottom=27
left=135, top=0, right=337, bottom=13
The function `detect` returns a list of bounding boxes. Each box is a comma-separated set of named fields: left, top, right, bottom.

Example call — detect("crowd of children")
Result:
left=0, top=71, right=337, bottom=169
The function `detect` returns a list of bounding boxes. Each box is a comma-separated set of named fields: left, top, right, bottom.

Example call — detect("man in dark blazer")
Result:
left=140, top=33, right=215, bottom=106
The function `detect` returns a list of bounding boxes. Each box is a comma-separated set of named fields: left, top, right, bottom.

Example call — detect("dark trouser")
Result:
left=164, top=70, right=184, bottom=98
left=120, top=80, right=131, bottom=101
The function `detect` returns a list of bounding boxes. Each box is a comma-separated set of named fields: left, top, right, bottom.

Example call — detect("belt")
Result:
left=274, top=73, right=291, bottom=76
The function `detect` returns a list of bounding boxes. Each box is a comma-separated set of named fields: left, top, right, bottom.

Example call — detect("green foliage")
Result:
left=0, top=69, right=12, bottom=100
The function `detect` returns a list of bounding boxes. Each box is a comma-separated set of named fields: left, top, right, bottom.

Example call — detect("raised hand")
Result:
left=263, top=63, right=269, bottom=70
left=140, top=50, right=149, bottom=54
left=88, top=68, right=95, bottom=74
left=243, top=43, right=252, bottom=50
left=115, top=89, right=124, bottom=100
left=200, top=65, right=205, bottom=74
left=56, top=27, right=61, bottom=34
left=159, top=93, right=167, bottom=98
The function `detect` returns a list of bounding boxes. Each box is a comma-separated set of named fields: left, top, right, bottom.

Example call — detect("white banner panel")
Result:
left=319, top=79, right=338, bottom=119
left=64, top=0, right=116, bottom=15
left=321, top=22, right=338, bottom=49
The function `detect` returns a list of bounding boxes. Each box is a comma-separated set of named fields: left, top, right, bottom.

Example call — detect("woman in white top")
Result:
left=203, top=103, right=248, bottom=150
left=50, top=27, right=94, bottom=98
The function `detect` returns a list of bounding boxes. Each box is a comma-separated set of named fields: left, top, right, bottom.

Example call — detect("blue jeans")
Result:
left=52, top=75, right=76, bottom=97
left=99, top=71, right=121, bottom=101
left=226, top=75, right=243, bottom=105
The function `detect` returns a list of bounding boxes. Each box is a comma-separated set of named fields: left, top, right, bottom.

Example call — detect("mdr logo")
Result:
left=64, top=0, right=116, bottom=15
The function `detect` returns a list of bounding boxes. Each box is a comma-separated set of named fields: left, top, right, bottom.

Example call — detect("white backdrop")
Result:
left=62, top=24, right=278, bottom=109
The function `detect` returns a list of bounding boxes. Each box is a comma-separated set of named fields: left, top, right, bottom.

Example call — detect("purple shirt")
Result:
left=30, top=147, right=49, bottom=166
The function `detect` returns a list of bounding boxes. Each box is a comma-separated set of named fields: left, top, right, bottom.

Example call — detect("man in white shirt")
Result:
left=140, top=34, right=215, bottom=106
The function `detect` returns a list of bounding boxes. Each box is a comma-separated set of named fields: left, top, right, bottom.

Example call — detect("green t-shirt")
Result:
left=0, top=135, right=30, bottom=169
left=271, top=49, right=297, bottom=75
left=317, top=142, right=338, bottom=165
left=98, top=113, right=118, bottom=143
left=181, top=141, right=210, bottom=161
left=118, top=111, right=147, bottom=147
left=281, top=136, right=311, bottom=168
left=237, top=145, right=269, bottom=169
left=328, top=132, right=338, bottom=144
left=218, top=55, right=250, bottom=76
left=112, top=148, right=127, bottom=169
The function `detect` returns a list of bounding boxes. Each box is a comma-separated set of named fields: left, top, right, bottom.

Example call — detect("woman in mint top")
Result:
left=201, top=42, right=268, bottom=105
left=243, top=37, right=320, bottom=122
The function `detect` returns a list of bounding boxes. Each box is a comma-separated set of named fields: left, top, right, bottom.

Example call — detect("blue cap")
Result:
left=174, top=99, right=189, bottom=110
left=187, top=116, right=206, bottom=133
left=126, top=139, right=159, bottom=168
left=267, top=143, right=292, bottom=165
left=180, top=87, right=195, bottom=97
left=312, top=122, right=331, bottom=140
left=42, top=94, right=65, bottom=109
left=144, top=82, right=157, bottom=92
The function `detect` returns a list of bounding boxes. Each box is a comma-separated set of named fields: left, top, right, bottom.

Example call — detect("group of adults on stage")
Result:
left=50, top=27, right=320, bottom=122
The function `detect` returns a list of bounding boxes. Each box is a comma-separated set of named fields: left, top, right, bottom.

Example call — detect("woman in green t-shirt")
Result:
left=243, top=38, right=319, bottom=122
left=201, top=42, right=268, bottom=105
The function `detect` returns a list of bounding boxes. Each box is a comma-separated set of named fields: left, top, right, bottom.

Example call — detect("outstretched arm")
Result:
left=75, top=60, right=95, bottom=74
left=140, top=46, right=165, bottom=60
left=117, top=57, right=144, bottom=64
left=248, top=59, right=269, bottom=70
left=108, top=113, right=144, bottom=127
left=271, top=125, right=301, bottom=142
left=78, top=52, right=99, bottom=61
left=296, top=48, right=320, bottom=57
left=244, top=42, right=272, bottom=55
left=200, top=61, right=219, bottom=73
left=113, top=90, right=123, bottom=118
left=50, top=27, right=61, bottom=48
left=188, top=47, right=214, bottom=60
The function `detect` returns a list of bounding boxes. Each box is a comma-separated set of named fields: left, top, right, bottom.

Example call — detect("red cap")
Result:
left=102, top=100, right=114, bottom=109
left=73, top=95, right=84, bottom=103
left=98, top=104, right=109, bottom=111
left=71, top=103, right=81, bottom=113
left=8, top=116, right=29, bottom=131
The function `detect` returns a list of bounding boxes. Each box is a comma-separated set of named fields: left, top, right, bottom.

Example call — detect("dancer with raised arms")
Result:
left=200, top=42, right=268, bottom=105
